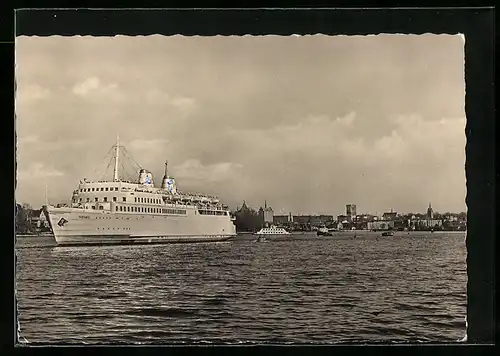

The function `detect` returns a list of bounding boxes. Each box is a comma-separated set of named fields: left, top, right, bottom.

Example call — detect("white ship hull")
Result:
left=46, top=206, right=236, bottom=246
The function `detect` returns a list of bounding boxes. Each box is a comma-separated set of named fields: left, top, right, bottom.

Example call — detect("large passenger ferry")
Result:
left=45, top=137, right=237, bottom=246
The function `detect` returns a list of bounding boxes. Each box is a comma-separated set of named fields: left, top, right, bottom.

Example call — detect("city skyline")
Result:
left=236, top=200, right=466, bottom=218
left=15, top=34, right=466, bottom=214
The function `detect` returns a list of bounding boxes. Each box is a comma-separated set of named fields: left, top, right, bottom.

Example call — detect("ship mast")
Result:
left=113, top=135, right=120, bottom=181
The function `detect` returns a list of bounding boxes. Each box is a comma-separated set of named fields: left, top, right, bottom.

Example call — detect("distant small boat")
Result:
left=381, top=231, right=394, bottom=237
left=255, top=225, right=290, bottom=236
left=254, top=235, right=268, bottom=243
left=317, top=227, right=333, bottom=236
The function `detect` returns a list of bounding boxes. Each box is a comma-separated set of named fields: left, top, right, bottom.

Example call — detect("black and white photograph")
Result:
left=15, top=15, right=470, bottom=345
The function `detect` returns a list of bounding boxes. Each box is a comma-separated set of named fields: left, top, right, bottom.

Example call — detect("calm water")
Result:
left=15, top=232, right=467, bottom=344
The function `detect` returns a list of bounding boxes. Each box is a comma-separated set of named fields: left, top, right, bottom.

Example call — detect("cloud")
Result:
left=146, top=89, right=197, bottom=113
left=16, top=84, right=50, bottom=102
left=17, top=137, right=87, bottom=153
left=17, top=163, right=65, bottom=180
left=72, top=76, right=118, bottom=96
left=173, top=159, right=243, bottom=183
left=17, top=135, right=39, bottom=145
left=170, top=96, right=196, bottom=112
left=129, top=138, right=169, bottom=151
left=227, top=112, right=358, bottom=153
left=14, top=35, right=465, bottom=212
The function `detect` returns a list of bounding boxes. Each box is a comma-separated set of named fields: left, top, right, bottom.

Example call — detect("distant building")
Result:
left=357, top=214, right=376, bottom=222
left=367, top=220, right=395, bottom=231
left=409, top=217, right=443, bottom=230
left=273, top=215, right=290, bottom=226
left=425, top=219, right=443, bottom=228
left=28, top=209, right=51, bottom=231
left=346, top=204, right=357, bottom=220
left=258, top=201, right=274, bottom=227
left=293, top=215, right=310, bottom=225
left=337, top=214, right=349, bottom=223
left=237, top=200, right=252, bottom=214
left=427, top=203, right=434, bottom=220
left=382, top=210, right=398, bottom=221
left=309, top=215, right=334, bottom=227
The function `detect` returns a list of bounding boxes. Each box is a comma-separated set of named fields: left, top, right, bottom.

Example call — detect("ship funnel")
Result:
left=139, top=169, right=154, bottom=186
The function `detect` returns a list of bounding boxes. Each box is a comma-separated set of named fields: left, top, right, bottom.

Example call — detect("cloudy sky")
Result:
left=15, top=34, right=465, bottom=215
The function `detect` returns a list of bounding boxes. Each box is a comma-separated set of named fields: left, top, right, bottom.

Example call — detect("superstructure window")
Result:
left=103, top=197, right=108, bottom=202
left=105, top=187, right=109, bottom=191
left=127, top=207, right=130, bottom=212
left=113, top=197, right=117, bottom=202
left=95, top=197, right=98, bottom=202
left=123, top=197, right=126, bottom=202
left=115, top=187, right=118, bottom=191
left=92, top=188, right=95, bottom=192
left=86, top=198, right=90, bottom=202
left=115, top=206, right=118, bottom=211
left=101, top=188, right=104, bottom=191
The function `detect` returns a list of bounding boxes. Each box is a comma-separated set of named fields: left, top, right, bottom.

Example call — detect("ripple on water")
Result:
left=15, top=233, right=467, bottom=344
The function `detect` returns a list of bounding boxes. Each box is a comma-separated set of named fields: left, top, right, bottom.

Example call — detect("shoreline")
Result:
left=16, top=230, right=466, bottom=239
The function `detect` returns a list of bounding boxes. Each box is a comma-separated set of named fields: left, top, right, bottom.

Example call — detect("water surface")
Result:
left=15, top=232, right=467, bottom=344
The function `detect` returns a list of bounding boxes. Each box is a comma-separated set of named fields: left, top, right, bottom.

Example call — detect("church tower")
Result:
left=427, top=202, right=434, bottom=220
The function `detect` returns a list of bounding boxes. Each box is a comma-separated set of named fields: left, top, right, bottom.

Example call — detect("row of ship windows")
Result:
left=76, top=197, right=125, bottom=203
left=115, top=205, right=187, bottom=215
left=81, top=187, right=119, bottom=192
left=134, top=197, right=162, bottom=204
left=199, top=210, right=228, bottom=216
left=97, top=227, right=131, bottom=230
left=75, top=197, right=162, bottom=204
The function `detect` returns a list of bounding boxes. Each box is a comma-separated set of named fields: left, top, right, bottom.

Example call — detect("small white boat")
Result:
left=255, top=225, right=290, bottom=235
left=317, top=227, right=333, bottom=236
